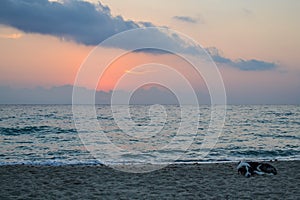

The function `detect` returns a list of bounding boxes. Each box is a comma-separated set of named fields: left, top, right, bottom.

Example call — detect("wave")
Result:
left=233, top=149, right=300, bottom=157
left=0, top=126, right=77, bottom=136
left=0, top=160, right=103, bottom=166
left=0, top=156, right=299, bottom=166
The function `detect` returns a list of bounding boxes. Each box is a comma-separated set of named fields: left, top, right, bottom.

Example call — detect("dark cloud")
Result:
left=0, top=85, right=208, bottom=104
left=133, top=48, right=172, bottom=55
left=206, top=47, right=277, bottom=71
left=173, top=16, right=198, bottom=23
left=99, top=26, right=205, bottom=54
left=0, top=0, right=145, bottom=45
left=0, top=0, right=204, bottom=54
left=0, top=85, right=110, bottom=104
left=233, top=59, right=276, bottom=71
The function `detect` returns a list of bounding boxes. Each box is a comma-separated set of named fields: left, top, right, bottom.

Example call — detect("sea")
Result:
left=0, top=105, right=299, bottom=166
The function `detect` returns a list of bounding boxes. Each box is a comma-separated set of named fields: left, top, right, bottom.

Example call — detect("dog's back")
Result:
left=255, top=163, right=277, bottom=175
left=237, top=161, right=277, bottom=177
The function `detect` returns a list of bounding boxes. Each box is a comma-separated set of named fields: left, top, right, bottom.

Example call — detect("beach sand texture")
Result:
left=1, top=160, right=299, bottom=199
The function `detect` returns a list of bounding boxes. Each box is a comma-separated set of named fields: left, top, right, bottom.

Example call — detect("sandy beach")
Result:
left=0, top=160, right=299, bottom=199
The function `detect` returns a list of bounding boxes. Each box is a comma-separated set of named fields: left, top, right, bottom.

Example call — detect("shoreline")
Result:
left=1, top=157, right=299, bottom=167
left=1, top=160, right=299, bottom=199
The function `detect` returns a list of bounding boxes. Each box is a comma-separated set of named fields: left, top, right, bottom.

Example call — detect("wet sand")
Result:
left=0, top=160, right=299, bottom=199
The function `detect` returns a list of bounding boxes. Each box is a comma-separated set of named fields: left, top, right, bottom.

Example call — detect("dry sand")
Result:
left=0, top=160, right=299, bottom=199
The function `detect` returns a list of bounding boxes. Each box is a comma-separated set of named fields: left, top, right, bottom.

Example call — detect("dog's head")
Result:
left=237, top=161, right=252, bottom=177
left=238, top=166, right=252, bottom=177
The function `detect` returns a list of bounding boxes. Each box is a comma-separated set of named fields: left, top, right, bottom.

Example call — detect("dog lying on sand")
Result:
left=237, top=161, right=277, bottom=177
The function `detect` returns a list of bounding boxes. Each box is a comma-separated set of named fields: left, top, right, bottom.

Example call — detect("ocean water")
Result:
left=0, top=105, right=299, bottom=166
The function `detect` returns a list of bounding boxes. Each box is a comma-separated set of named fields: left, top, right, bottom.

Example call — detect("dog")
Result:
left=237, top=161, right=277, bottom=177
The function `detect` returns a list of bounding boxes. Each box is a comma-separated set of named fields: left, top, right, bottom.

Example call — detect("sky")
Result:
left=0, top=0, right=299, bottom=104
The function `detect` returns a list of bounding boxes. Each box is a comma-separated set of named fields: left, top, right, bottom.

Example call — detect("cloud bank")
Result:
left=206, top=47, right=277, bottom=71
left=1, top=85, right=299, bottom=105
left=0, top=85, right=198, bottom=104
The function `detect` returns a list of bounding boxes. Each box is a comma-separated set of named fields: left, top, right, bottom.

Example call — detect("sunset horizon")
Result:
left=0, top=0, right=299, bottom=104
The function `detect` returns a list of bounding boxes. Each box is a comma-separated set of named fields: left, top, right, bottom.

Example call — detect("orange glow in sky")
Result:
left=97, top=51, right=206, bottom=92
